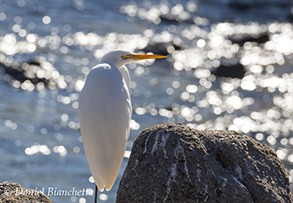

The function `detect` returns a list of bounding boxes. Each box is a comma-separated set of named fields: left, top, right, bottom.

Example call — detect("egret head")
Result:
left=99, top=50, right=167, bottom=68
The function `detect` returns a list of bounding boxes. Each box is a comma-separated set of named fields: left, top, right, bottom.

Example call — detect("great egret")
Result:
left=78, top=50, right=166, bottom=202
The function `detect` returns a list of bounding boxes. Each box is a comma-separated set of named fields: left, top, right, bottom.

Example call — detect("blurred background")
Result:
left=0, top=0, right=292, bottom=202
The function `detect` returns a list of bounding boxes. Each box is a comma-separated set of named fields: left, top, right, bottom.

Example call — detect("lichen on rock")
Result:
left=117, top=123, right=292, bottom=203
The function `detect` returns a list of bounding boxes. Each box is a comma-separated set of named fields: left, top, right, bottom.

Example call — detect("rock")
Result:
left=228, top=1, right=291, bottom=11
left=160, top=15, right=194, bottom=24
left=229, top=32, right=270, bottom=46
left=117, top=123, right=292, bottom=203
left=288, top=8, right=293, bottom=22
left=141, top=41, right=182, bottom=56
left=0, top=57, right=66, bottom=90
left=0, top=182, right=52, bottom=203
left=228, top=2, right=252, bottom=10
left=212, top=62, right=246, bottom=79
left=289, top=13, right=293, bottom=22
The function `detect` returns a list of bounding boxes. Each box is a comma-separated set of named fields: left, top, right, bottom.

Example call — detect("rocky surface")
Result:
left=140, top=41, right=182, bottom=56
left=0, top=182, right=52, bottom=203
left=212, top=62, right=246, bottom=79
left=229, top=32, right=270, bottom=46
left=0, top=57, right=66, bottom=91
left=117, top=123, right=292, bottom=203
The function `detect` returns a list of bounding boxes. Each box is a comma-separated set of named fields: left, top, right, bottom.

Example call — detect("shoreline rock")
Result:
left=140, top=41, right=182, bottom=56
left=228, top=32, right=270, bottom=46
left=212, top=62, right=246, bottom=79
left=0, top=57, right=66, bottom=91
left=0, top=182, right=52, bottom=203
left=117, top=123, right=292, bottom=203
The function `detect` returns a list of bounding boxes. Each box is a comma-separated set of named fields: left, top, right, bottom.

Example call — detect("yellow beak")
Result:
left=130, top=54, right=167, bottom=60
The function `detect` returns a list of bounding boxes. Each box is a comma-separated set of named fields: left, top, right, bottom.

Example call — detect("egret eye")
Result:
left=121, top=54, right=132, bottom=60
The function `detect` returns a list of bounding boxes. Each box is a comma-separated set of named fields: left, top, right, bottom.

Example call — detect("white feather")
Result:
left=78, top=50, right=165, bottom=192
left=79, top=63, right=131, bottom=191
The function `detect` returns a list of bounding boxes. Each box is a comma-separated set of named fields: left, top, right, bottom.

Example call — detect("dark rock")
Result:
left=228, top=2, right=291, bottom=10
left=228, top=2, right=252, bottom=10
left=289, top=8, right=293, bottom=22
left=0, top=182, right=52, bottom=203
left=141, top=41, right=182, bottom=56
left=160, top=15, right=194, bottom=24
left=212, top=62, right=246, bottom=79
left=289, top=14, right=293, bottom=22
left=117, top=123, right=292, bottom=203
left=229, top=32, right=270, bottom=46
left=0, top=58, right=65, bottom=90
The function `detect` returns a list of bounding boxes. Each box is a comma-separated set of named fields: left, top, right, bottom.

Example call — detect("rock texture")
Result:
left=0, top=182, right=52, bottom=203
left=117, top=123, right=292, bottom=203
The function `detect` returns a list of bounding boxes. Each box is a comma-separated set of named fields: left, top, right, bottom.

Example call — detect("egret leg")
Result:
left=94, top=185, right=98, bottom=203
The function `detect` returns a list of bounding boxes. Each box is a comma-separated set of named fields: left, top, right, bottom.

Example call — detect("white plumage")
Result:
left=78, top=50, right=166, bottom=192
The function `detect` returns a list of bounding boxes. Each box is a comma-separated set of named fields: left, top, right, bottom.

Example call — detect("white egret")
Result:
left=78, top=50, right=166, bottom=202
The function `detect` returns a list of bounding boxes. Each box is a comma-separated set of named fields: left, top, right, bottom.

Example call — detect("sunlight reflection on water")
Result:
left=0, top=0, right=292, bottom=202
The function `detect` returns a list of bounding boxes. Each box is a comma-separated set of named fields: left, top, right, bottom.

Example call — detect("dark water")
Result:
left=0, top=0, right=292, bottom=202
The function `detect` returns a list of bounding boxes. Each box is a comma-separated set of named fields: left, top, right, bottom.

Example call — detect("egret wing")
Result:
left=79, top=63, right=132, bottom=191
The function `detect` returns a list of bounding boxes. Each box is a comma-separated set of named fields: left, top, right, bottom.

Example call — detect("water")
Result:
left=0, top=0, right=292, bottom=202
